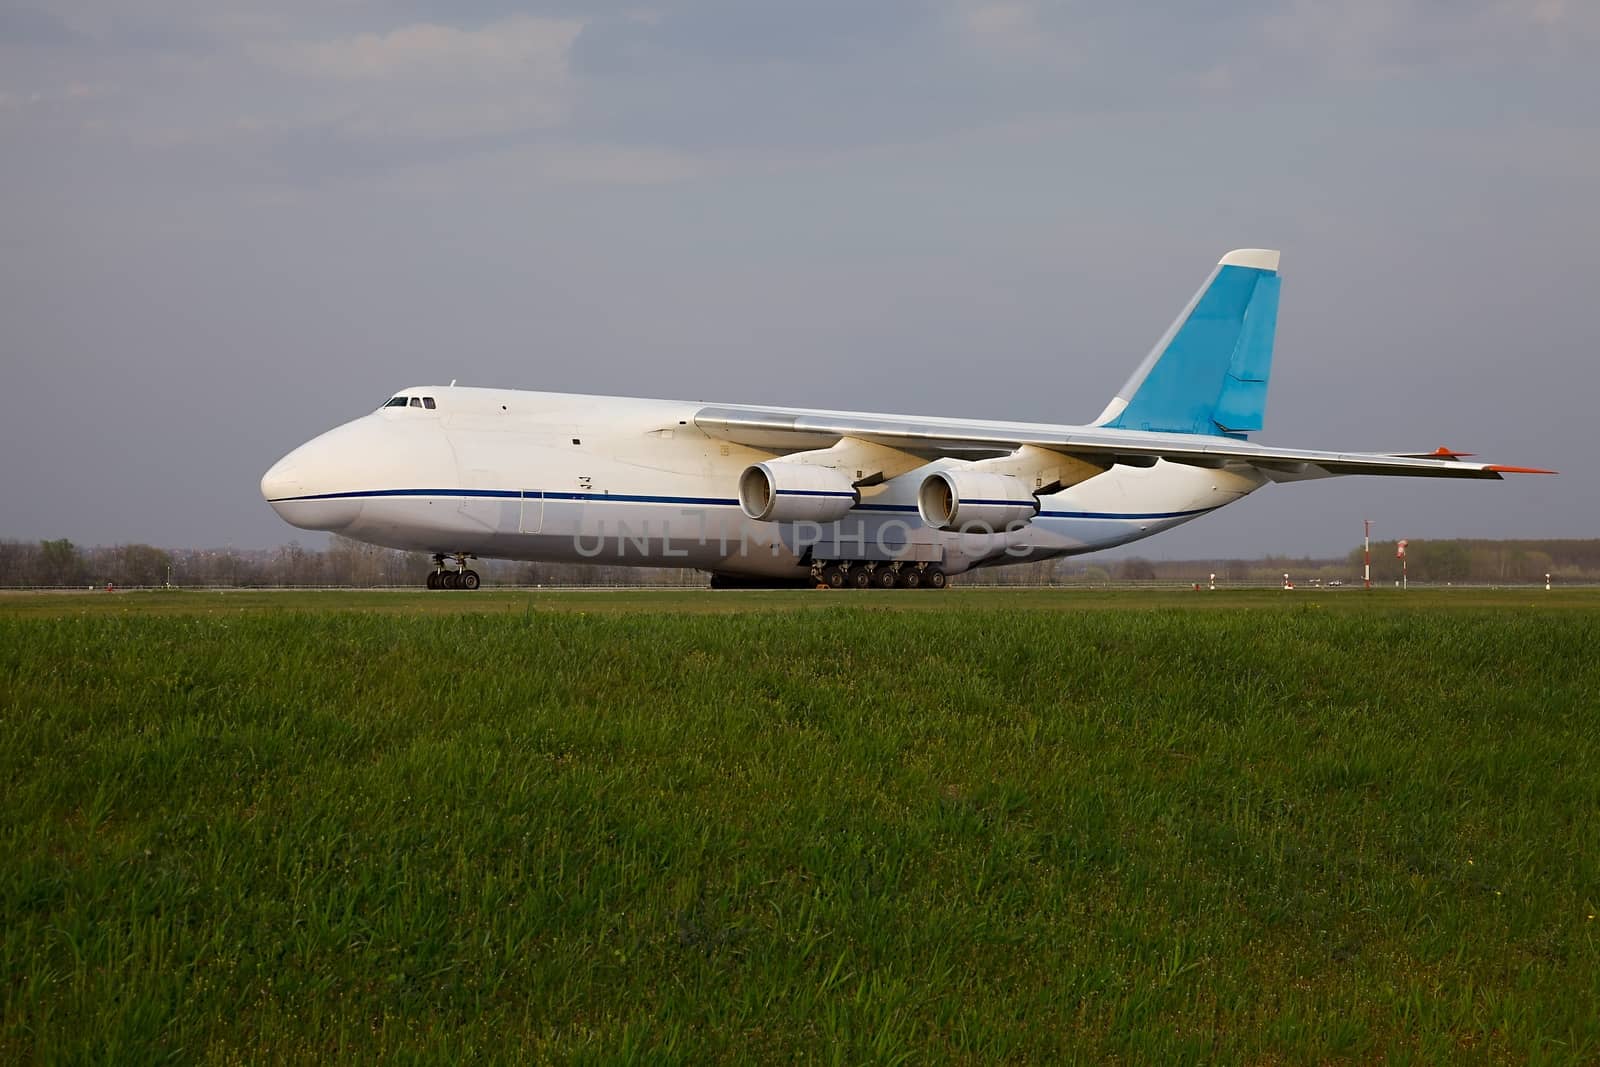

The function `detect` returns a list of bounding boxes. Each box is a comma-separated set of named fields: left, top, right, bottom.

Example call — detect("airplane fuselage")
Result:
left=262, top=386, right=1265, bottom=580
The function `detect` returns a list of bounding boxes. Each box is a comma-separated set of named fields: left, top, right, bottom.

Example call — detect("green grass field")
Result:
left=3, top=590, right=1598, bottom=1062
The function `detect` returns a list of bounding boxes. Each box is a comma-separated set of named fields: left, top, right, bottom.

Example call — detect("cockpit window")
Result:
left=382, top=395, right=438, bottom=410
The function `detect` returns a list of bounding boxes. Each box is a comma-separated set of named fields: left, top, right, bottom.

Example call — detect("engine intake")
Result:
left=917, top=470, right=1039, bottom=532
left=739, top=462, right=859, bottom=523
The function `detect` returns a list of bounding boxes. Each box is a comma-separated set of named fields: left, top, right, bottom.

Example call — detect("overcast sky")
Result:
left=2, top=1, right=1595, bottom=559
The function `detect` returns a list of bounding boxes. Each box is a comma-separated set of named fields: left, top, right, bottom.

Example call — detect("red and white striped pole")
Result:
left=1397, top=539, right=1408, bottom=591
left=1363, top=519, right=1372, bottom=590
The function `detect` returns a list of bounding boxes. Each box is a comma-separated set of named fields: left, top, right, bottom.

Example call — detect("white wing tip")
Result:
left=1219, top=248, right=1280, bottom=271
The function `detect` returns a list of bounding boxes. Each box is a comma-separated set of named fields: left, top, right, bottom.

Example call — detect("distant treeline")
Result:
left=0, top=537, right=1593, bottom=589
left=1345, top=539, right=1591, bottom=584
left=1106, top=540, right=1596, bottom=585
left=0, top=537, right=700, bottom=589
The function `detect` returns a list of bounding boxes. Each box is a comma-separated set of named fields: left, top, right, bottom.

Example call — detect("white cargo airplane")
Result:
left=262, top=249, right=1550, bottom=589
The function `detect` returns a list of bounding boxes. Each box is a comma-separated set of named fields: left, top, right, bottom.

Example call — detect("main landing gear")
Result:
left=426, top=554, right=481, bottom=591
left=811, top=561, right=947, bottom=590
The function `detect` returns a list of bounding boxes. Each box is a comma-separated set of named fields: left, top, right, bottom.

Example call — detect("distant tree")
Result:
left=1118, top=557, right=1157, bottom=581
left=1468, top=546, right=1500, bottom=582
left=115, top=544, right=172, bottom=586
left=0, top=540, right=40, bottom=586
left=172, top=548, right=233, bottom=586
left=1521, top=550, right=1553, bottom=582
left=326, top=536, right=375, bottom=585
left=380, top=547, right=427, bottom=586
left=269, top=540, right=313, bottom=586
left=1420, top=541, right=1470, bottom=583
left=216, top=548, right=255, bottom=587
left=39, top=539, right=85, bottom=587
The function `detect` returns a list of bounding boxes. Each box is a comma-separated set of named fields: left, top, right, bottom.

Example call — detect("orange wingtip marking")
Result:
left=1432, top=446, right=1475, bottom=458
left=1485, top=465, right=1558, bottom=475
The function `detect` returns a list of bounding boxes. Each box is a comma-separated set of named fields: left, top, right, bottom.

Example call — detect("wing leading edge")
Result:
left=692, top=405, right=1555, bottom=482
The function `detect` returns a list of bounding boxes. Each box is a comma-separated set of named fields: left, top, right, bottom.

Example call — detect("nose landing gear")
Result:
left=427, top=554, right=481, bottom=591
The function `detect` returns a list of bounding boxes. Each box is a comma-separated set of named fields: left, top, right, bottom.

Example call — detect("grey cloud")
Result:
left=567, top=4, right=1056, bottom=153
left=0, top=5, right=80, bottom=45
left=19, top=1, right=1579, bottom=179
left=577, top=0, right=937, bottom=67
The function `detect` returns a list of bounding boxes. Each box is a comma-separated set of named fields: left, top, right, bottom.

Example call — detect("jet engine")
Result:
left=917, top=469, right=1040, bottom=532
left=738, top=462, right=859, bottom=522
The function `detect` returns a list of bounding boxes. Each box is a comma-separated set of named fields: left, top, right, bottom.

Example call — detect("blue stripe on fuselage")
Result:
left=264, top=487, right=1218, bottom=523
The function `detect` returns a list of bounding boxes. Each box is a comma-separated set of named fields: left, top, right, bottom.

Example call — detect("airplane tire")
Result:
left=876, top=568, right=898, bottom=589
left=925, top=568, right=947, bottom=590
left=443, top=572, right=460, bottom=590
left=823, top=566, right=847, bottom=589
left=460, top=569, right=481, bottom=591
left=898, top=568, right=921, bottom=589
left=426, top=572, right=440, bottom=590
left=849, top=568, right=873, bottom=589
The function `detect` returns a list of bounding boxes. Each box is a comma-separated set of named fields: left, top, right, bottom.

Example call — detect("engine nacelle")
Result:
left=738, top=462, right=859, bottom=523
left=917, top=470, right=1040, bottom=532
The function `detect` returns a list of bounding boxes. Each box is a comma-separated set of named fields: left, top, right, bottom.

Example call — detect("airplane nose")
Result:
left=260, top=456, right=303, bottom=502
left=260, top=439, right=364, bottom=532
left=261, top=411, right=458, bottom=535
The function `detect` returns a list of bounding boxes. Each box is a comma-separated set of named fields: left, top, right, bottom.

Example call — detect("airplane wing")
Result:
left=695, top=250, right=1551, bottom=487
left=692, top=405, right=1554, bottom=481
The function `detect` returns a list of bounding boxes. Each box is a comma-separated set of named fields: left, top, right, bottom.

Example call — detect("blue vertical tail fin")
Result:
left=1095, top=249, right=1281, bottom=438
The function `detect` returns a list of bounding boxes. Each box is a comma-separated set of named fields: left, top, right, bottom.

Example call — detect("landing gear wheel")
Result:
left=459, top=569, right=481, bottom=591
left=925, top=567, right=947, bottom=590
left=823, top=565, right=847, bottom=589
left=426, top=571, right=441, bottom=590
left=442, top=571, right=461, bottom=590
left=876, top=568, right=899, bottom=589
left=849, top=567, right=873, bottom=590
left=897, top=568, right=922, bottom=590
